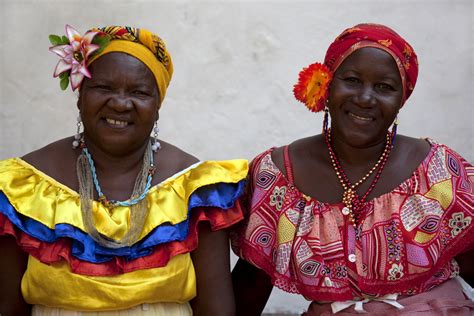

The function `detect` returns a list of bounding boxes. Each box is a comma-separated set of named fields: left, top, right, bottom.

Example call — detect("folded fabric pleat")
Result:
left=1, top=203, right=243, bottom=276
left=0, top=181, right=244, bottom=262
left=0, top=158, right=247, bottom=241
left=0, top=158, right=247, bottom=276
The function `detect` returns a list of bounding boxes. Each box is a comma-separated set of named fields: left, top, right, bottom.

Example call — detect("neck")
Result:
left=328, top=130, right=389, bottom=167
left=82, top=138, right=150, bottom=174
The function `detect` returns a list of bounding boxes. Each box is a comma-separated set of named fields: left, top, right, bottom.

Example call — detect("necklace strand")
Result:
left=82, top=146, right=155, bottom=208
left=77, top=140, right=156, bottom=248
left=325, top=129, right=393, bottom=226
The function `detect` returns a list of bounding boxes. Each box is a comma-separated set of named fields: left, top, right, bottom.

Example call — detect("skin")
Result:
left=1, top=52, right=235, bottom=315
left=233, top=47, right=474, bottom=315
left=0, top=236, right=30, bottom=316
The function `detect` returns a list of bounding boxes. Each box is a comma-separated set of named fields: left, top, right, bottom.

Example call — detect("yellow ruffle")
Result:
left=0, top=158, right=247, bottom=241
left=22, top=254, right=196, bottom=311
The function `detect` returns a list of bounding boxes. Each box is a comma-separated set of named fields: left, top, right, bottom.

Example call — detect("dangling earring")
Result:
left=151, top=121, right=161, bottom=152
left=323, top=104, right=330, bottom=134
left=72, top=114, right=83, bottom=149
left=391, top=115, right=399, bottom=145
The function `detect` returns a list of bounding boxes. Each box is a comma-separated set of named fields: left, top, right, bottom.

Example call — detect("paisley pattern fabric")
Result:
left=0, top=158, right=247, bottom=311
left=231, top=140, right=473, bottom=301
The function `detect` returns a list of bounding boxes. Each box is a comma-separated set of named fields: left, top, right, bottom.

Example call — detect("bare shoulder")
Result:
left=21, top=137, right=79, bottom=185
left=158, top=140, right=199, bottom=168
left=270, top=145, right=285, bottom=176
left=270, top=135, right=324, bottom=178
left=153, top=140, right=199, bottom=183
left=392, top=135, right=431, bottom=165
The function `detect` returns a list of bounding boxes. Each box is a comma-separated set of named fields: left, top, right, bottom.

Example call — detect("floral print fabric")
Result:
left=231, top=141, right=473, bottom=301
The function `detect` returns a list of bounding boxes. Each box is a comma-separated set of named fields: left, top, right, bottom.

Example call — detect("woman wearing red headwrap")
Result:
left=231, top=23, right=474, bottom=315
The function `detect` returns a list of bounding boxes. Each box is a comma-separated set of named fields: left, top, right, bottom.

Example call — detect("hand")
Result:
left=304, top=301, right=324, bottom=316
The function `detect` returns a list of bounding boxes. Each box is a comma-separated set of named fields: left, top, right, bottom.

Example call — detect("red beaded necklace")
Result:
left=325, top=129, right=393, bottom=226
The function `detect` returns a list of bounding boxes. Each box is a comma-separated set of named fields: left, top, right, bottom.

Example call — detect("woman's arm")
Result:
left=0, top=235, right=30, bottom=316
left=456, top=249, right=474, bottom=286
left=190, top=222, right=235, bottom=316
left=232, top=258, right=274, bottom=316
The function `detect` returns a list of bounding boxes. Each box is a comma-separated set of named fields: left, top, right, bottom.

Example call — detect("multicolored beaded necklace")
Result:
left=325, top=129, right=393, bottom=227
left=82, top=145, right=155, bottom=208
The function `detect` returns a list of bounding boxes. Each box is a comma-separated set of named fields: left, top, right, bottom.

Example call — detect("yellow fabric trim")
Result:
left=0, top=158, right=247, bottom=241
left=87, top=40, right=171, bottom=103
left=22, top=254, right=196, bottom=311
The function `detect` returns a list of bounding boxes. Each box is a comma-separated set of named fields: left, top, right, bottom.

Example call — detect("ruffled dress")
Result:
left=231, top=140, right=474, bottom=314
left=0, top=157, right=248, bottom=314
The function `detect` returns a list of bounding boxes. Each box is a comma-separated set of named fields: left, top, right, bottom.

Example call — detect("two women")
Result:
left=232, top=24, right=473, bottom=315
left=0, top=25, right=246, bottom=315
left=1, top=23, right=472, bottom=316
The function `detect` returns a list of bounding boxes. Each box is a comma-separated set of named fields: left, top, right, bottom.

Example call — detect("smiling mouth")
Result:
left=105, top=118, right=129, bottom=127
left=348, top=112, right=373, bottom=122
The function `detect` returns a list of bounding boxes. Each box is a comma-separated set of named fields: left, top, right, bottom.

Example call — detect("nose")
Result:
left=108, top=92, right=133, bottom=112
left=355, top=85, right=376, bottom=107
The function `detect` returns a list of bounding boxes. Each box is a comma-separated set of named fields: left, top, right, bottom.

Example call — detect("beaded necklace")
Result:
left=82, top=146, right=155, bottom=208
left=76, top=140, right=156, bottom=248
left=325, top=129, right=393, bottom=227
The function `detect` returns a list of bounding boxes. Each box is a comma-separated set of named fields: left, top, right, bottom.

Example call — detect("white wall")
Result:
left=0, top=0, right=472, bottom=313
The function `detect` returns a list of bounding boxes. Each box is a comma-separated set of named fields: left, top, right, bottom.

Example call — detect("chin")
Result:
left=92, top=135, right=145, bottom=156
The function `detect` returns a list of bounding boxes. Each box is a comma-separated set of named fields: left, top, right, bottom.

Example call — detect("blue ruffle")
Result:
left=0, top=180, right=245, bottom=262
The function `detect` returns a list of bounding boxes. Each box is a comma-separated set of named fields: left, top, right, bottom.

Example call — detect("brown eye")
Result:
left=377, top=83, right=395, bottom=91
left=133, top=90, right=149, bottom=96
left=344, top=77, right=361, bottom=84
left=94, top=85, right=111, bottom=91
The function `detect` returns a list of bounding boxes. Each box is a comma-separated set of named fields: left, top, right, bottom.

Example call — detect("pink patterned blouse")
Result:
left=231, top=140, right=473, bottom=301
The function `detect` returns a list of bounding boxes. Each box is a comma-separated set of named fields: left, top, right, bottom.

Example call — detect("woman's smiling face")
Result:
left=78, top=52, right=160, bottom=155
left=327, top=47, right=403, bottom=148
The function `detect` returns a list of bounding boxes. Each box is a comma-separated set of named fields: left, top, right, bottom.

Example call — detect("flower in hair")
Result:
left=49, top=25, right=110, bottom=91
left=293, top=63, right=332, bottom=112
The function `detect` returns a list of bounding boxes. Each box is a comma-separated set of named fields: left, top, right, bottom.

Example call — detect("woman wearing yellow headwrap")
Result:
left=0, top=25, right=246, bottom=315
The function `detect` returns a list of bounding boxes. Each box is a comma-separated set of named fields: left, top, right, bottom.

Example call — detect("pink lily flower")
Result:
left=49, top=24, right=100, bottom=90
left=65, top=24, right=100, bottom=59
left=69, top=59, right=93, bottom=91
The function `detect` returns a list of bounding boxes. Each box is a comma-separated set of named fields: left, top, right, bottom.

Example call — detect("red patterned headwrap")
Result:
left=294, top=23, right=418, bottom=112
left=325, top=23, right=418, bottom=103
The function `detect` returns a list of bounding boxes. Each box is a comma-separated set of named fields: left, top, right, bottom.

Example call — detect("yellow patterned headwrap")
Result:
left=88, top=26, right=173, bottom=104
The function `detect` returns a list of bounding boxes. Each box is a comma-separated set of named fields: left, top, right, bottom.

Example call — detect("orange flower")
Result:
left=293, top=63, right=332, bottom=112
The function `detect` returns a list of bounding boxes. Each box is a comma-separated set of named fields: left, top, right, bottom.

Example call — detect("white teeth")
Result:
left=106, top=118, right=128, bottom=127
left=349, top=112, right=372, bottom=121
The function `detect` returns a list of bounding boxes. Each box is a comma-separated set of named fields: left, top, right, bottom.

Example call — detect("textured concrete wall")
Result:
left=0, top=0, right=472, bottom=313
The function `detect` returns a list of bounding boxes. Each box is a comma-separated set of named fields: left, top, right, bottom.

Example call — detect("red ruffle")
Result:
left=0, top=203, right=243, bottom=276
